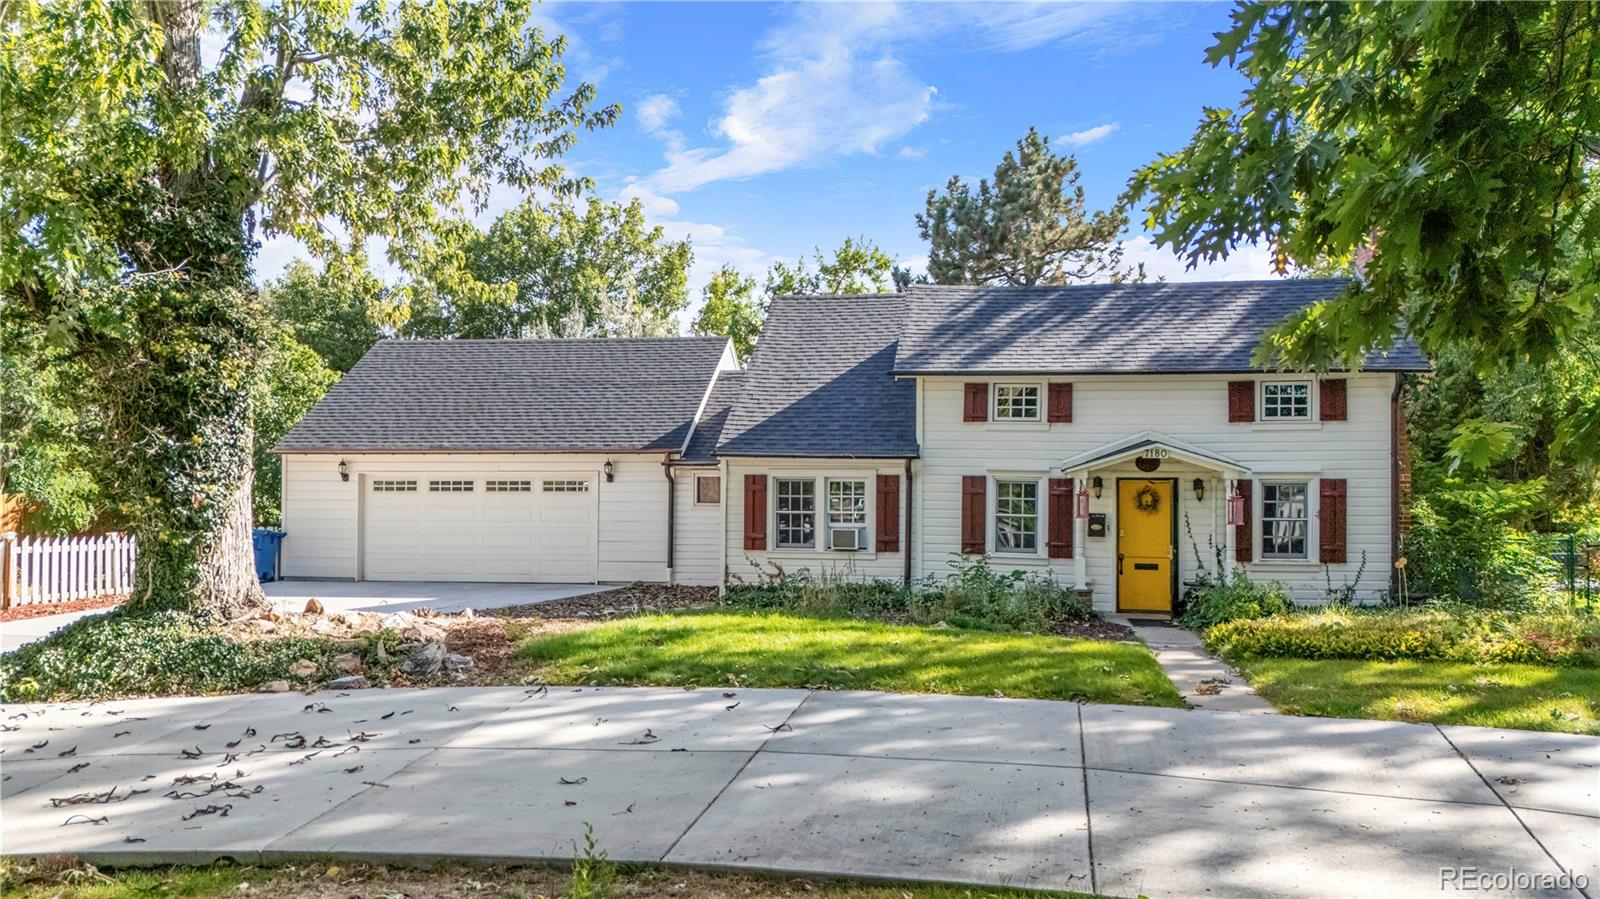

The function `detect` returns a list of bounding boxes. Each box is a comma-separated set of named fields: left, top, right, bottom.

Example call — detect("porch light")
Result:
left=603, top=459, right=615, bottom=482
left=1091, top=476, right=1103, bottom=499
left=1192, top=477, right=1205, bottom=501
left=338, top=459, right=349, bottom=482
left=1075, top=485, right=1090, bottom=520
left=1227, top=489, right=1246, bottom=526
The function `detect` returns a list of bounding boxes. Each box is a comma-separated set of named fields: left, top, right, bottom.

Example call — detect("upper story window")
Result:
left=1261, top=481, right=1310, bottom=560
left=993, top=384, right=1041, bottom=421
left=774, top=478, right=816, bottom=548
left=994, top=479, right=1039, bottom=554
left=1261, top=382, right=1311, bottom=420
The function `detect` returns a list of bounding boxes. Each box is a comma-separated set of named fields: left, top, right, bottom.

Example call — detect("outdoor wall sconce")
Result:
left=1091, top=476, right=1103, bottom=499
left=603, top=460, right=615, bottom=482
left=1192, top=477, right=1205, bottom=501
left=338, top=459, right=349, bottom=482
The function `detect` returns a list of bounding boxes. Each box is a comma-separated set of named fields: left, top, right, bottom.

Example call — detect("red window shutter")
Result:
left=1047, top=478, right=1073, bottom=558
left=960, top=475, right=986, bottom=554
left=963, top=383, right=988, bottom=422
left=1321, top=379, right=1348, bottom=421
left=743, top=474, right=767, bottom=551
left=875, top=474, right=900, bottom=553
left=1228, top=381, right=1255, bottom=423
left=1319, top=478, right=1348, bottom=563
left=1235, top=479, right=1253, bottom=563
left=1047, top=383, right=1073, bottom=423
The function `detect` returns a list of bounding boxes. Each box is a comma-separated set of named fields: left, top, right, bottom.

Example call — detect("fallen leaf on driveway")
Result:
left=558, top=777, right=588, bottom=785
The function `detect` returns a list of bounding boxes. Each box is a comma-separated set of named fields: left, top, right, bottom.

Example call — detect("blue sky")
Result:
left=257, top=1, right=1280, bottom=323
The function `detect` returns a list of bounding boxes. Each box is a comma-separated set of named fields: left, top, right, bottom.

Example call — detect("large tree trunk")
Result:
left=116, top=0, right=266, bottom=621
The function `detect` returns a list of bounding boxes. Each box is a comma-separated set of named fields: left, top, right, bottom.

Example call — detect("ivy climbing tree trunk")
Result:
left=117, top=0, right=266, bottom=619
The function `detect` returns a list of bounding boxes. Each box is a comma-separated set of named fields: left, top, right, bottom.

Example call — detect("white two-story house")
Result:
left=275, top=280, right=1427, bottom=612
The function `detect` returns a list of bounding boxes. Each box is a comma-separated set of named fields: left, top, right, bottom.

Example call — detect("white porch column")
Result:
left=1073, top=476, right=1089, bottom=590
left=1222, top=477, right=1236, bottom=564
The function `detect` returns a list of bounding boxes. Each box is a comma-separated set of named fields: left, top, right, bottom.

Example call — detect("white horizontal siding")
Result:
left=916, top=373, right=1397, bottom=609
left=673, top=467, right=724, bottom=587
left=726, top=458, right=908, bottom=585
left=278, top=452, right=670, bottom=583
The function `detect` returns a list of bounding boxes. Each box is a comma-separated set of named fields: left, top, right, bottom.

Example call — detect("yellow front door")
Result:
left=1117, top=479, right=1175, bottom=613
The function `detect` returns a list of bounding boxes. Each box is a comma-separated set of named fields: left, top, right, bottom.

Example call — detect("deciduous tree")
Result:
left=1, top=0, right=613, bottom=616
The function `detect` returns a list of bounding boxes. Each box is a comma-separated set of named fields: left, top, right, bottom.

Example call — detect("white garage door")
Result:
left=362, top=475, right=596, bottom=582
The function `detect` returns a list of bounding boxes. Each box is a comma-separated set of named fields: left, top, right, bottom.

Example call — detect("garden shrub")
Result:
left=0, top=609, right=339, bottom=702
left=1207, top=605, right=1600, bottom=667
left=1177, top=568, right=1292, bottom=630
left=725, top=555, right=1093, bottom=634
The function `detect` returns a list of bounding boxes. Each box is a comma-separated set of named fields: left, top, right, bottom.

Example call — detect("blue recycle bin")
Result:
left=252, top=528, right=286, bottom=582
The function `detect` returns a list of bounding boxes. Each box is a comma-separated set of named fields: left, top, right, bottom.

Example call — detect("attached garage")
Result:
left=361, top=475, right=596, bottom=582
left=273, top=337, right=738, bottom=585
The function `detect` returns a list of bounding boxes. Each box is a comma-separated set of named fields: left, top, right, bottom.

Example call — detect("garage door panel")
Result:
left=363, top=473, right=595, bottom=582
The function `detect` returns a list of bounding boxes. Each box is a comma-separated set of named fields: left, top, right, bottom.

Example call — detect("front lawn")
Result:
left=518, top=611, right=1184, bottom=706
left=0, top=859, right=1104, bottom=899
left=1227, top=654, right=1600, bottom=734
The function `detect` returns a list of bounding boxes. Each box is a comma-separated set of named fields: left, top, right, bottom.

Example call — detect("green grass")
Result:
left=1227, top=653, right=1600, bottom=734
left=517, top=611, right=1184, bottom=706
left=0, top=861, right=1106, bottom=898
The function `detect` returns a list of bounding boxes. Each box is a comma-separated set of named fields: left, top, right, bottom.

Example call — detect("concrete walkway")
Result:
left=262, top=580, right=612, bottom=615
left=3, top=688, right=1594, bottom=897
left=1118, top=616, right=1278, bottom=714
left=0, top=608, right=116, bottom=652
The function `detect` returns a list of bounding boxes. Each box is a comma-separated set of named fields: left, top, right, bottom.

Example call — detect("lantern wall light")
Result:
left=603, top=459, right=615, bottom=482
left=338, top=459, right=349, bottom=482
left=1091, top=476, right=1103, bottom=499
left=1192, top=477, right=1205, bottom=501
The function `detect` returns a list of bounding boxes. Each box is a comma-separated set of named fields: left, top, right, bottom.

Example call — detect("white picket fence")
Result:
left=1, top=532, right=137, bottom=608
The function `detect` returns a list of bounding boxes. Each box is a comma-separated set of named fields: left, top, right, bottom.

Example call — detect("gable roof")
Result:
left=893, top=280, right=1430, bottom=375
left=678, top=371, right=745, bottom=464
left=273, top=337, right=730, bottom=454
left=716, top=294, right=918, bottom=459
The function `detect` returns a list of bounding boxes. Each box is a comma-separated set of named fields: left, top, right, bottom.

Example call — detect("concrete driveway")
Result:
left=1, top=582, right=612, bottom=652
left=2, top=688, right=1594, bottom=897
left=262, top=580, right=612, bottom=615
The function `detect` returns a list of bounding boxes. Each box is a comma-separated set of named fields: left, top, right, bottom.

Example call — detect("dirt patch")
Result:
left=1046, top=616, right=1136, bottom=641
left=0, top=595, right=123, bottom=623
left=494, top=583, right=720, bottom=620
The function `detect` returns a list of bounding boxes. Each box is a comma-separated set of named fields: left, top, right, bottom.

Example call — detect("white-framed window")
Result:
left=542, top=479, right=590, bottom=493
left=774, top=478, right=816, bottom=548
left=825, top=479, right=867, bottom=550
left=1260, top=381, right=1312, bottom=420
left=695, top=475, right=721, bottom=505
left=993, top=384, right=1042, bottom=421
left=429, top=479, right=474, bottom=492
left=371, top=479, right=416, bottom=492
left=994, top=479, right=1039, bottom=554
left=485, top=479, right=532, bottom=492
left=1260, top=481, right=1310, bottom=560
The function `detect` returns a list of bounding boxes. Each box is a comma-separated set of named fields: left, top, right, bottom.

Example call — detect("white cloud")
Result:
left=645, top=34, right=935, bottom=194
left=1059, top=123, right=1119, bottom=148
left=896, top=146, right=928, bottom=160
left=635, top=94, right=680, bottom=133
left=618, top=181, right=680, bottom=217
left=1119, top=235, right=1280, bottom=283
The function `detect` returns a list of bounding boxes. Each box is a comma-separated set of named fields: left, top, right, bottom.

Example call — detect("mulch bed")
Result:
left=493, top=583, right=720, bottom=620
left=0, top=594, right=123, bottom=623
left=1046, top=615, right=1136, bottom=641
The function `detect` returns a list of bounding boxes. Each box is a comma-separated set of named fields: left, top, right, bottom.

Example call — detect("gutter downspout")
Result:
left=662, top=457, right=675, bottom=582
left=903, top=458, right=914, bottom=587
left=1390, top=373, right=1406, bottom=600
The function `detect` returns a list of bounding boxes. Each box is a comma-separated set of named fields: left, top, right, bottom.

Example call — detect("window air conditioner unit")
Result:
left=829, top=527, right=866, bottom=551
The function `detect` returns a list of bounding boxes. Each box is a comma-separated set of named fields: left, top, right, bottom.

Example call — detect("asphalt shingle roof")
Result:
left=716, top=294, right=918, bottom=459
left=273, top=337, right=730, bottom=454
left=893, top=280, right=1430, bottom=374
left=678, top=371, right=745, bottom=464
